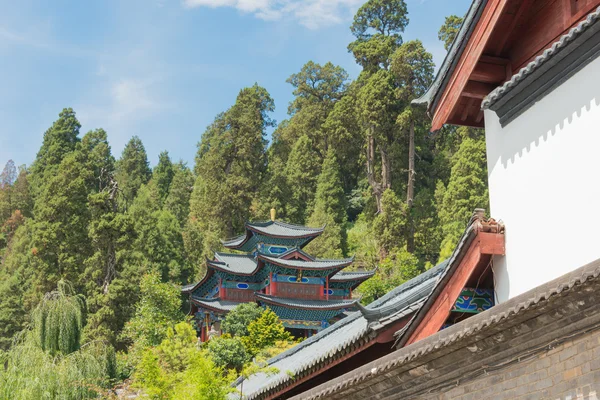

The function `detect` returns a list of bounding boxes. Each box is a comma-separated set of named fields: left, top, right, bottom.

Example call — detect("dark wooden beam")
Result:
left=471, top=61, right=508, bottom=83
left=495, top=0, right=535, bottom=56
left=463, top=81, right=496, bottom=99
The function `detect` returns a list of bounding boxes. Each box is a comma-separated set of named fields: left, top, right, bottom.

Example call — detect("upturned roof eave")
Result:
left=255, top=293, right=358, bottom=311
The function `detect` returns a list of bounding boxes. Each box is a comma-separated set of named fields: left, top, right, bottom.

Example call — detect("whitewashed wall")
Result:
left=485, top=56, right=600, bottom=303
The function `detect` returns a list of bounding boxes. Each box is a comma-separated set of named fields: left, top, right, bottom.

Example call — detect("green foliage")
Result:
left=285, top=135, right=321, bottom=223
left=372, top=189, right=407, bottom=257
left=242, top=308, right=292, bottom=357
left=33, top=280, right=86, bottom=356
left=437, top=132, right=489, bottom=261
left=133, top=322, right=231, bottom=400
left=122, top=272, right=184, bottom=349
left=439, top=15, right=464, bottom=51
left=221, top=302, right=264, bottom=337
left=0, top=281, right=116, bottom=399
left=154, top=151, right=175, bottom=206
left=207, top=335, right=249, bottom=372
left=164, top=162, right=194, bottom=228
left=115, top=136, right=152, bottom=206
left=305, top=150, right=348, bottom=257
left=191, top=84, right=273, bottom=248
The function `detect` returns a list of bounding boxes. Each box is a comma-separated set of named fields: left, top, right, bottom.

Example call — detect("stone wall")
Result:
left=422, top=329, right=600, bottom=400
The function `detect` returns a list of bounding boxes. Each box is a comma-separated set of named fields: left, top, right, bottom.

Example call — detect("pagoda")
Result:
left=182, top=211, right=375, bottom=341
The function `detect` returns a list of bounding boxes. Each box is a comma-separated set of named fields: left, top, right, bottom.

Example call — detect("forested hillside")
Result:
left=0, top=1, right=488, bottom=398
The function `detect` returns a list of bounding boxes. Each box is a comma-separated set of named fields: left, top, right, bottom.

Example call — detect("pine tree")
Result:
left=439, top=15, right=464, bottom=51
left=437, top=131, right=489, bottom=260
left=30, top=108, right=81, bottom=200
left=11, top=165, right=32, bottom=218
left=115, top=136, right=152, bottom=206
left=305, top=150, right=348, bottom=258
left=153, top=151, right=175, bottom=206
left=79, top=129, right=115, bottom=193
left=164, top=162, right=194, bottom=228
left=372, top=189, right=407, bottom=259
left=190, top=85, right=273, bottom=242
left=284, top=135, right=321, bottom=224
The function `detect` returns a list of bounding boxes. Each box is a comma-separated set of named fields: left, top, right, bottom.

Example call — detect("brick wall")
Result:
left=422, top=329, right=600, bottom=400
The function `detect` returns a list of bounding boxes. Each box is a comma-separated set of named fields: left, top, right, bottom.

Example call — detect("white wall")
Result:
left=485, top=56, right=600, bottom=303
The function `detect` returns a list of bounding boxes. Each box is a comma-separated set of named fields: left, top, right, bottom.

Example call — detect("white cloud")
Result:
left=182, top=0, right=363, bottom=29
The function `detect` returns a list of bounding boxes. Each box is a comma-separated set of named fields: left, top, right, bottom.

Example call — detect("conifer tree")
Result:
left=79, top=129, right=115, bottom=193
left=437, top=131, right=489, bottom=260
left=372, top=189, right=407, bottom=258
left=11, top=165, right=33, bottom=218
left=305, top=150, right=348, bottom=258
left=164, top=162, right=194, bottom=228
left=284, top=135, right=321, bottom=223
left=191, top=85, right=273, bottom=242
left=439, top=15, right=464, bottom=51
left=153, top=151, right=175, bottom=206
left=115, top=136, right=152, bottom=206
left=30, top=108, right=81, bottom=199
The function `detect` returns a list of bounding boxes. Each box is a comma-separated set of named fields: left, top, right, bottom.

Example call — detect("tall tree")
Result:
left=284, top=135, right=321, bottom=224
left=153, top=151, right=175, bottom=206
left=0, top=160, right=17, bottom=223
left=305, top=150, right=348, bottom=258
left=391, top=40, right=435, bottom=252
left=30, top=108, right=81, bottom=199
left=348, top=0, right=409, bottom=71
left=438, top=15, right=464, bottom=51
left=437, top=130, right=489, bottom=260
left=11, top=165, right=33, bottom=218
left=164, top=162, right=194, bottom=228
left=190, top=84, right=274, bottom=242
left=79, top=129, right=115, bottom=193
left=115, top=136, right=152, bottom=206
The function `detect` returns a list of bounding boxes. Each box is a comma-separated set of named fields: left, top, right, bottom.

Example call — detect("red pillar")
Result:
left=269, top=272, right=273, bottom=295
left=326, top=276, right=329, bottom=300
left=271, top=274, right=277, bottom=296
left=219, top=278, right=225, bottom=299
left=349, top=287, right=352, bottom=299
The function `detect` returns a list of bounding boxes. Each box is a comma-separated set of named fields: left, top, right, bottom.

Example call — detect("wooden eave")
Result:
left=430, top=0, right=600, bottom=131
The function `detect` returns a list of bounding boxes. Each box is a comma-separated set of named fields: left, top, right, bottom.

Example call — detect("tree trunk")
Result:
left=406, top=119, right=415, bottom=253
left=366, top=129, right=384, bottom=214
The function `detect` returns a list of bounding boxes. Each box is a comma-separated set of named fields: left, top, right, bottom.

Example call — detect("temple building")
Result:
left=182, top=213, right=375, bottom=341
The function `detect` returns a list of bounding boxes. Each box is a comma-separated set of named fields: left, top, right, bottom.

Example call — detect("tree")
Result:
left=207, top=335, right=249, bottom=372
left=241, top=308, right=292, bottom=357
left=372, top=189, right=407, bottom=258
left=191, top=84, right=274, bottom=241
left=79, top=129, right=115, bottom=193
left=11, top=166, right=32, bottom=218
left=391, top=40, right=435, bottom=252
left=305, top=150, right=348, bottom=257
left=164, top=162, right=194, bottom=228
left=153, top=151, right=175, bottom=206
left=437, top=132, right=489, bottom=260
left=115, top=136, right=152, bottom=206
left=221, top=303, right=264, bottom=337
left=30, top=108, right=81, bottom=199
left=348, top=0, right=409, bottom=71
left=284, top=135, right=321, bottom=223
left=121, top=272, right=184, bottom=349
left=439, top=15, right=464, bottom=51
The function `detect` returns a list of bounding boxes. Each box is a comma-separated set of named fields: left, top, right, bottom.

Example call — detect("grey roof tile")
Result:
left=330, top=270, right=376, bottom=282
left=190, top=297, right=241, bottom=312
left=255, top=294, right=358, bottom=310
left=231, top=259, right=446, bottom=399
left=259, top=254, right=354, bottom=270
left=208, top=253, right=258, bottom=275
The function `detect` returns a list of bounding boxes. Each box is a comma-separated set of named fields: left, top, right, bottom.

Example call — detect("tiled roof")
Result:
left=259, top=254, right=354, bottom=270
left=207, top=253, right=258, bottom=275
left=190, top=297, right=241, bottom=313
left=231, top=260, right=446, bottom=399
left=482, top=5, right=600, bottom=110
left=330, top=270, right=376, bottom=282
left=276, top=247, right=315, bottom=260
left=255, top=294, right=357, bottom=310
left=296, top=257, right=600, bottom=399
left=247, top=221, right=325, bottom=238
left=412, top=0, right=487, bottom=113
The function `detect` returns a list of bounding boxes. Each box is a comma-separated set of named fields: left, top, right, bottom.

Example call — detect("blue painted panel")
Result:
left=268, top=246, right=288, bottom=254
left=237, top=283, right=249, bottom=289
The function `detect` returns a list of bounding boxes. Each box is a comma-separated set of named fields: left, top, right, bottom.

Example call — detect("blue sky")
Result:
left=0, top=0, right=470, bottom=169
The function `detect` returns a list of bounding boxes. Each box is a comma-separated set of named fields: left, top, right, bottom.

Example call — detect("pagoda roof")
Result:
left=258, top=254, right=354, bottom=271
left=330, top=270, right=376, bottom=282
left=223, top=221, right=325, bottom=250
left=181, top=268, right=216, bottom=294
left=206, top=253, right=259, bottom=276
left=233, top=260, right=447, bottom=399
left=255, top=294, right=357, bottom=311
left=191, top=297, right=242, bottom=313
